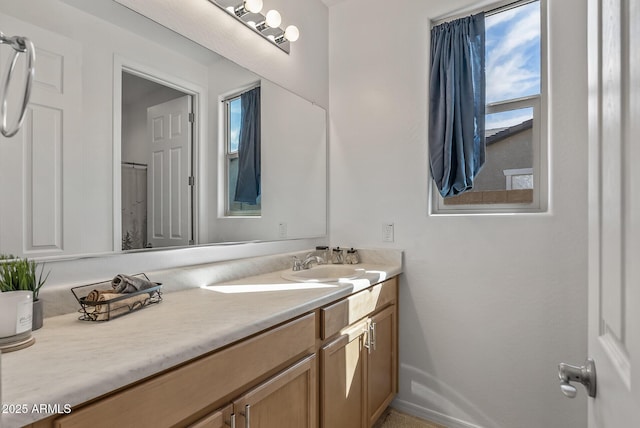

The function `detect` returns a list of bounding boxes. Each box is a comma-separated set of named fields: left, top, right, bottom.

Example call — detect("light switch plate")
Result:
left=278, top=222, right=288, bottom=239
left=382, top=223, right=394, bottom=242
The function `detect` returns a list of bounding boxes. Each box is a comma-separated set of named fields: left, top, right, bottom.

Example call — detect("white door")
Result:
left=0, top=11, right=82, bottom=257
left=146, top=95, right=192, bottom=248
left=586, top=0, right=640, bottom=426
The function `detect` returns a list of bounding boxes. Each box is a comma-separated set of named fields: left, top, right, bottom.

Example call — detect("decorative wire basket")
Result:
left=71, top=273, right=162, bottom=322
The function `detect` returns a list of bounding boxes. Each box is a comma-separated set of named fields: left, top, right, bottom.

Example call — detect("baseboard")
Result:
left=391, top=398, right=486, bottom=428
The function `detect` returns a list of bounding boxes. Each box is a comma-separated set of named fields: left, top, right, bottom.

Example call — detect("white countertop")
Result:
left=0, top=262, right=401, bottom=427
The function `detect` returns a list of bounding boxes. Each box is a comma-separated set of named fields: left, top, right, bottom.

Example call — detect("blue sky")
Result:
left=485, top=1, right=540, bottom=130
left=229, top=97, right=241, bottom=152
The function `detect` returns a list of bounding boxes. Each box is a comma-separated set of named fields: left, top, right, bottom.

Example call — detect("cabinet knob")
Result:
left=370, top=322, right=377, bottom=351
left=244, top=404, right=251, bottom=428
left=363, top=327, right=371, bottom=354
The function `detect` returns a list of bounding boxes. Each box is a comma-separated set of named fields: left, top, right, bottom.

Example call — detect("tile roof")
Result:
left=485, top=119, right=533, bottom=145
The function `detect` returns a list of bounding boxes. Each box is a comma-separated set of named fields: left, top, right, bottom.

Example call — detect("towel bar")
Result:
left=0, top=32, right=35, bottom=138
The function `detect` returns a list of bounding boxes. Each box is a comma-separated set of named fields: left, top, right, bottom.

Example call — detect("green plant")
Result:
left=0, top=254, right=50, bottom=300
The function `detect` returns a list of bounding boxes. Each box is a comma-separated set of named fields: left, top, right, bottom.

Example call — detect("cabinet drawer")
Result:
left=54, top=313, right=315, bottom=428
left=320, top=277, right=397, bottom=340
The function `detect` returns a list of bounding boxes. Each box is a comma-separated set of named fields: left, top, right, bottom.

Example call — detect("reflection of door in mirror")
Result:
left=121, top=71, right=193, bottom=250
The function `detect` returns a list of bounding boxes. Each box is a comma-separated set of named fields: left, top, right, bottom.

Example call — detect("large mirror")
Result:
left=0, top=0, right=326, bottom=257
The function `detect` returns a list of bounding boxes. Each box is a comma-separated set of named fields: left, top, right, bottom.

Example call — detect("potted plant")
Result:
left=0, top=254, right=50, bottom=330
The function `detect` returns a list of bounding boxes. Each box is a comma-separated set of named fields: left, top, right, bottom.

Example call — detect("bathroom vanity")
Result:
left=1, top=252, right=401, bottom=428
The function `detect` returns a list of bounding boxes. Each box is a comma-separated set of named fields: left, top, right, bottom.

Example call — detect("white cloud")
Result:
left=487, top=53, right=539, bottom=102
left=485, top=2, right=540, bottom=103
left=230, top=128, right=240, bottom=142
left=485, top=6, right=521, bottom=30
left=489, top=9, right=540, bottom=61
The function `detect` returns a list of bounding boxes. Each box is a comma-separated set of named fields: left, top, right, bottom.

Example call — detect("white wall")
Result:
left=328, top=0, right=588, bottom=427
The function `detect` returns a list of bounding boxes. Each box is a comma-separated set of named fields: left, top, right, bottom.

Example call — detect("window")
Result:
left=224, top=87, right=261, bottom=216
left=432, top=0, right=546, bottom=213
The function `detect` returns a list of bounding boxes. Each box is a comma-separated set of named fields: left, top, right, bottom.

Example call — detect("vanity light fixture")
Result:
left=209, top=0, right=299, bottom=54
left=244, top=0, right=263, bottom=13
left=264, top=10, right=281, bottom=28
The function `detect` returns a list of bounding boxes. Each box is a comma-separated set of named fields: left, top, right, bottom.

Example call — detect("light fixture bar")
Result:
left=208, top=0, right=298, bottom=54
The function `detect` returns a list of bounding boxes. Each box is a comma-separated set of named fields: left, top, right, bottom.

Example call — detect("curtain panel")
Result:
left=429, top=13, right=486, bottom=198
left=234, top=87, right=261, bottom=204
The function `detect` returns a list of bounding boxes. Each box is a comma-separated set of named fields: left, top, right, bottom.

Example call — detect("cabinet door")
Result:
left=234, top=354, right=317, bottom=428
left=320, top=319, right=368, bottom=428
left=188, top=404, right=233, bottom=428
left=367, top=305, right=397, bottom=427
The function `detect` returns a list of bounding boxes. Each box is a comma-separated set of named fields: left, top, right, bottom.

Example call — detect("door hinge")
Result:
left=188, top=112, right=195, bottom=123
left=188, top=176, right=195, bottom=186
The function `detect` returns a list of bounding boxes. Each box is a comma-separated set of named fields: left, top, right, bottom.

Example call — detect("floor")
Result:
left=374, top=408, right=446, bottom=428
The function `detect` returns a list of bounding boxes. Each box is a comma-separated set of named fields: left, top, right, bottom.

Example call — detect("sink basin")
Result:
left=281, top=265, right=366, bottom=283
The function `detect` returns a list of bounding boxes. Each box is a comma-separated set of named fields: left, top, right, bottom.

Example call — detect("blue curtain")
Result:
left=429, top=13, right=486, bottom=198
left=234, top=87, right=261, bottom=204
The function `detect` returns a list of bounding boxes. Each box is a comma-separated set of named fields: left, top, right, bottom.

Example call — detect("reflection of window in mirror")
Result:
left=224, top=85, right=262, bottom=216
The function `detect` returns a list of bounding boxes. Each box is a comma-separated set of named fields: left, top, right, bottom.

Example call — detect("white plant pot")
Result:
left=0, top=291, right=33, bottom=338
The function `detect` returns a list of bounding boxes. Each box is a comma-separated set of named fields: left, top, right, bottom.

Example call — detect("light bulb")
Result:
left=226, top=6, right=235, bottom=13
left=267, top=34, right=276, bottom=42
left=247, top=21, right=256, bottom=28
left=265, top=10, right=282, bottom=28
left=284, top=25, right=299, bottom=42
left=244, top=0, right=263, bottom=14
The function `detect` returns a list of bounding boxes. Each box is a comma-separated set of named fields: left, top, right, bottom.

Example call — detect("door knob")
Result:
left=558, top=358, right=596, bottom=398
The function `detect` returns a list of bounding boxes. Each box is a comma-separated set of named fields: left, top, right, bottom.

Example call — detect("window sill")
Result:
left=443, top=189, right=533, bottom=205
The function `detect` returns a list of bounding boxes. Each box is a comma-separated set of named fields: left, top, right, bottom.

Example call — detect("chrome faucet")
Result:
left=302, top=254, right=324, bottom=269
left=292, top=254, right=326, bottom=271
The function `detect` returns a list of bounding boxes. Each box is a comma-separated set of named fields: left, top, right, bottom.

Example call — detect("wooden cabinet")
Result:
left=320, top=278, right=397, bottom=340
left=320, top=278, right=398, bottom=428
left=234, top=354, right=316, bottom=428
left=320, top=319, right=368, bottom=428
left=190, top=355, right=317, bottom=428
left=34, top=276, right=399, bottom=428
left=366, top=305, right=397, bottom=426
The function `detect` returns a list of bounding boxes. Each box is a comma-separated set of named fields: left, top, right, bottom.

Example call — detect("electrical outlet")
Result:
left=278, top=222, right=288, bottom=239
left=382, top=223, right=394, bottom=242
